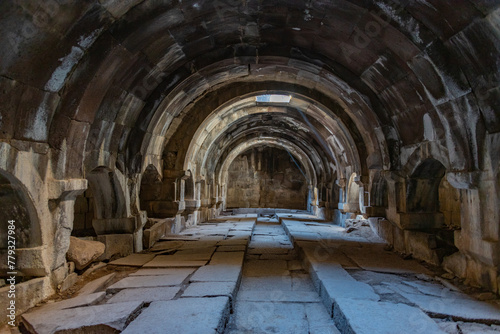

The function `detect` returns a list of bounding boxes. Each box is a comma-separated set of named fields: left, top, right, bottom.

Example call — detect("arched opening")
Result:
left=406, top=159, right=446, bottom=213
left=226, top=146, right=308, bottom=210
left=0, top=171, right=43, bottom=280
left=0, top=172, right=42, bottom=249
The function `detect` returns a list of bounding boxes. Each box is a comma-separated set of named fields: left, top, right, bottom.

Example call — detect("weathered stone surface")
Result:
left=59, top=272, right=79, bottom=291
left=22, top=301, right=144, bottom=334
left=210, top=251, right=245, bottom=265
left=332, top=299, right=446, bottom=334
left=129, top=268, right=196, bottom=277
left=109, top=254, right=156, bottom=267
left=305, top=303, right=341, bottom=334
left=108, top=286, right=181, bottom=304
left=229, top=301, right=309, bottom=333
left=393, top=290, right=500, bottom=324
left=182, top=281, right=238, bottom=300
left=320, top=279, right=380, bottom=314
left=78, top=273, right=116, bottom=296
left=190, top=264, right=242, bottom=283
left=27, top=292, right=106, bottom=314
left=107, top=273, right=191, bottom=292
left=237, top=290, right=321, bottom=303
left=243, top=260, right=289, bottom=277
left=122, top=297, right=230, bottom=334
left=97, top=234, right=134, bottom=261
left=66, top=237, right=105, bottom=270
left=142, top=255, right=207, bottom=268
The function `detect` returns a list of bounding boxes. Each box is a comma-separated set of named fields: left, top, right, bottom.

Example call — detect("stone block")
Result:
left=67, top=236, right=105, bottom=270
left=107, top=273, right=191, bottom=293
left=320, top=279, right=380, bottom=315
left=60, top=272, right=79, bottom=291
left=142, top=255, right=207, bottom=268
left=22, top=301, right=144, bottom=334
left=395, top=289, right=500, bottom=323
left=108, top=286, right=181, bottom=304
left=332, top=298, right=446, bottom=334
left=209, top=251, right=245, bottom=265
left=109, top=254, right=156, bottom=267
left=397, top=212, right=444, bottom=230
left=97, top=234, right=134, bottom=261
left=230, top=301, right=309, bottom=333
left=129, top=268, right=196, bottom=277
left=404, top=230, right=440, bottom=265
left=443, top=252, right=467, bottom=278
left=143, top=220, right=167, bottom=249
left=78, top=273, right=116, bottom=296
left=28, top=292, right=106, bottom=314
left=182, top=281, right=238, bottom=301
left=122, top=297, right=230, bottom=334
left=393, top=224, right=406, bottom=253
left=0, top=247, right=49, bottom=277
left=0, top=277, right=54, bottom=323
left=190, top=264, right=242, bottom=283
left=237, top=290, right=321, bottom=303
left=92, top=217, right=136, bottom=235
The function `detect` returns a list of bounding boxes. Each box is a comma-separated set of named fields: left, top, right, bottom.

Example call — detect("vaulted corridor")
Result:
left=1, top=0, right=500, bottom=333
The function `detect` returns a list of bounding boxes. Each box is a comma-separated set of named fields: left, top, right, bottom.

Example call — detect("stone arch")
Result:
left=0, top=171, right=42, bottom=249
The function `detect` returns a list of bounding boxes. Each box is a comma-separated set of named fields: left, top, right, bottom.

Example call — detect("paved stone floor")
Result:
left=13, top=213, right=500, bottom=334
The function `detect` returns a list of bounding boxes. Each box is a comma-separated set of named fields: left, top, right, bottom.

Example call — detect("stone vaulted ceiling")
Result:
left=1, top=0, right=498, bottom=183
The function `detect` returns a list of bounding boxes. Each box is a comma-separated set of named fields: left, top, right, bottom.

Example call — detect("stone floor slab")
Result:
left=321, top=279, right=380, bottom=314
left=27, top=292, right=106, bottom=314
left=237, top=290, right=321, bottom=303
left=78, top=273, right=116, bottom=295
left=395, top=290, right=500, bottom=324
left=109, top=254, right=156, bottom=267
left=143, top=255, right=207, bottom=268
left=22, top=301, right=143, bottom=334
left=240, top=276, right=292, bottom=291
left=107, top=286, right=180, bottom=304
left=228, top=301, right=309, bottom=334
left=217, top=245, right=247, bottom=252
left=122, top=297, right=230, bottom=334
left=190, top=264, right=242, bottom=283
left=342, top=244, right=432, bottom=275
left=210, top=251, right=245, bottom=265
left=107, top=274, right=189, bottom=292
left=129, top=268, right=196, bottom=277
left=333, top=298, right=446, bottom=334
left=181, top=281, right=238, bottom=299
left=306, top=303, right=341, bottom=334
left=243, top=259, right=289, bottom=276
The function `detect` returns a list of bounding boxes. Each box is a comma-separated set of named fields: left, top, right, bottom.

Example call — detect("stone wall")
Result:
left=226, top=147, right=308, bottom=210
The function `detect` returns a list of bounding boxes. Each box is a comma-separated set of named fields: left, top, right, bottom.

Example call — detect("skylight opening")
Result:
left=255, top=94, right=292, bottom=103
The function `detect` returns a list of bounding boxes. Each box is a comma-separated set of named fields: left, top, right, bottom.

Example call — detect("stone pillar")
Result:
left=48, top=179, right=88, bottom=282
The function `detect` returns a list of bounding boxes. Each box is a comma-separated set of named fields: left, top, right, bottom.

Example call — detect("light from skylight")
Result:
left=255, top=94, right=292, bottom=103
